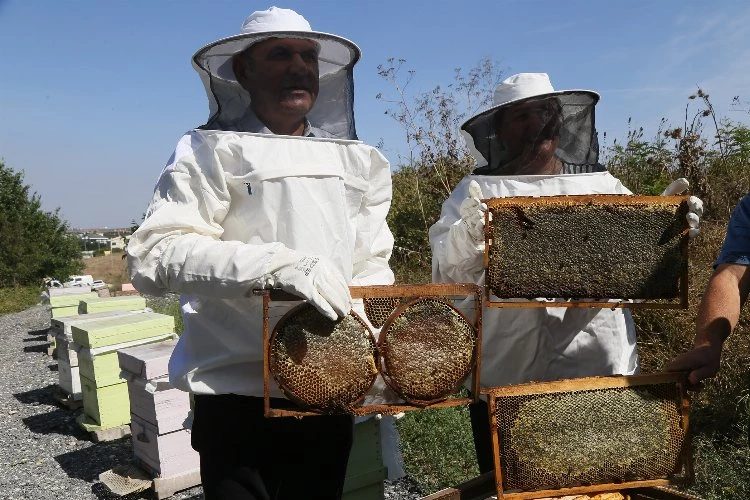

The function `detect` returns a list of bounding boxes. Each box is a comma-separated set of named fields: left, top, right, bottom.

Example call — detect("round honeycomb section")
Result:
left=269, top=304, right=377, bottom=413
left=379, top=298, right=477, bottom=405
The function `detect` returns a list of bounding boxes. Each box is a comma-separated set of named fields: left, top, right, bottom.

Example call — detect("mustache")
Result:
left=280, top=77, right=315, bottom=92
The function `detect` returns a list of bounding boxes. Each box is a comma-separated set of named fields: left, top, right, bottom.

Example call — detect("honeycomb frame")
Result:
left=257, top=283, right=483, bottom=417
left=483, top=373, right=693, bottom=499
left=483, top=195, right=690, bottom=309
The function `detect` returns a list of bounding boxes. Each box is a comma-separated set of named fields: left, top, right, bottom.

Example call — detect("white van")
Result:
left=65, top=275, right=94, bottom=287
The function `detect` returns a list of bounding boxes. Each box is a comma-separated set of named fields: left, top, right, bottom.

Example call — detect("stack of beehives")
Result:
left=117, top=340, right=200, bottom=482
left=48, top=287, right=99, bottom=318
left=71, top=312, right=177, bottom=432
left=51, top=310, right=146, bottom=401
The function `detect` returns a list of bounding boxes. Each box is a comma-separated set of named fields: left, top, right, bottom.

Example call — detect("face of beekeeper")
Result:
left=233, top=37, right=320, bottom=135
left=493, top=97, right=562, bottom=174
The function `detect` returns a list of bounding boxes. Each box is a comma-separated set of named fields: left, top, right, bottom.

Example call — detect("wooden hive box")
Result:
left=123, top=376, right=191, bottom=435
left=485, top=195, right=689, bottom=308
left=49, top=286, right=93, bottom=296
left=52, top=305, right=84, bottom=318
left=118, top=340, right=176, bottom=380
left=77, top=333, right=177, bottom=388
left=118, top=340, right=192, bottom=434
left=50, top=292, right=99, bottom=308
left=58, top=359, right=82, bottom=399
left=78, top=295, right=147, bottom=314
left=80, top=375, right=131, bottom=428
left=131, top=414, right=200, bottom=478
left=71, top=312, right=175, bottom=348
left=54, top=311, right=147, bottom=365
left=343, top=417, right=387, bottom=500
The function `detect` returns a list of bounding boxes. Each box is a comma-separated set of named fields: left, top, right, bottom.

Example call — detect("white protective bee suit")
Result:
left=430, top=172, right=640, bottom=388
left=128, top=130, right=395, bottom=397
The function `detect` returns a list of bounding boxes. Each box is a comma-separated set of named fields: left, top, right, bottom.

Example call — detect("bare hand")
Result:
left=666, top=343, right=723, bottom=390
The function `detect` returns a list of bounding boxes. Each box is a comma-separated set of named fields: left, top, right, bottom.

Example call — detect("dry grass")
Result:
left=82, top=252, right=130, bottom=292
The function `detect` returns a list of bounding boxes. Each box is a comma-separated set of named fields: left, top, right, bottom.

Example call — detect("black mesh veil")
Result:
left=192, top=32, right=360, bottom=139
left=461, top=91, right=600, bottom=170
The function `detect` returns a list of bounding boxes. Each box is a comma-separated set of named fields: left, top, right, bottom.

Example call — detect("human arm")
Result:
left=667, top=194, right=750, bottom=385
left=667, top=263, right=750, bottom=385
left=350, top=148, right=396, bottom=287
left=429, top=179, right=487, bottom=284
left=127, top=131, right=351, bottom=319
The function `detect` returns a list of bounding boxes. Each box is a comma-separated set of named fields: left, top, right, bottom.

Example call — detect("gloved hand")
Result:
left=660, top=178, right=703, bottom=239
left=458, top=180, right=487, bottom=244
left=265, top=247, right=352, bottom=320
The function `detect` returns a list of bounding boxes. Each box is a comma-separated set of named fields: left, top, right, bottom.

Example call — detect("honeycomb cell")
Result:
left=379, top=298, right=477, bottom=405
left=486, top=197, right=688, bottom=300
left=269, top=304, right=377, bottom=413
left=492, top=382, right=686, bottom=492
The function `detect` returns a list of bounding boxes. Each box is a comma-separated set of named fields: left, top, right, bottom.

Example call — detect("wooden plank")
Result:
left=482, top=372, right=686, bottom=398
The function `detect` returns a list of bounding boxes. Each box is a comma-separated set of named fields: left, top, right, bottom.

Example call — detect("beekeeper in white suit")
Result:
left=429, top=73, right=703, bottom=474
left=127, top=7, right=399, bottom=499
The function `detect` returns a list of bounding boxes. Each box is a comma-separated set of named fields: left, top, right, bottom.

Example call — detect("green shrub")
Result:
left=0, top=286, right=42, bottom=314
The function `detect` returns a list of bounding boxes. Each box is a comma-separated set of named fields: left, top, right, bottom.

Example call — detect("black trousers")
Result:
left=192, top=394, right=354, bottom=500
left=468, top=399, right=495, bottom=474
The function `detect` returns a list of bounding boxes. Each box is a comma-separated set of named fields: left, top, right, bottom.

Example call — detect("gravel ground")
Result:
left=0, top=304, right=424, bottom=500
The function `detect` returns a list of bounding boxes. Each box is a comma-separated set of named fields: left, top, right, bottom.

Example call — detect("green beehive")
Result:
left=71, top=312, right=175, bottom=348
left=343, top=417, right=387, bottom=500
left=78, top=295, right=147, bottom=314
left=52, top=305, right=83, bottom=318
left=50, top=292, right=99, bottom=308
left=77, top=333, right=177, bottom=387
left=80, top=375, right=131, bottom=428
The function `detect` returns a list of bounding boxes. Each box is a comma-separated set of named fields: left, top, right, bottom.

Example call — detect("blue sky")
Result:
left=2, top=0, right=749, bottom=229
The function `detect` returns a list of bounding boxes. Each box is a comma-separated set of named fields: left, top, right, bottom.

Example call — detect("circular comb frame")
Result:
left=269, top=303, right=378, bottom=414
left=377, top=297, right=478, bottom=406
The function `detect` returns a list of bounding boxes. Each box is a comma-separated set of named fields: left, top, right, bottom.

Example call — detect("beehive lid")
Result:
left=485, top=194, right=688, bottom=304
left=52, top=310, right=146, bottom=338
left=71, top=312, right=175, bottom=348
left=118, top=339, right=177, bottom=380
left=50, top=292, right=99, bottom=308
left=79, top=295, right=146, bottom=314
left=49, top=286, right=93, bottom=296
left=484, top=373, right=691, bottom=499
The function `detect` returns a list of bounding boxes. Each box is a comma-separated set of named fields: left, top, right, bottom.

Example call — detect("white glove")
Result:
left=265, top=248, right=352, bottom=320
left=660, top=178, right=703, bottom=239
left=458, top=180, right=487, bottom=244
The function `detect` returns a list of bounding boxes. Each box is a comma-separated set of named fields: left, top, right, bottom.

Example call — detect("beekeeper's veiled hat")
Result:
left=192, top=6, right=361, bottom=139
left=461, top=73, right=601, bottom=169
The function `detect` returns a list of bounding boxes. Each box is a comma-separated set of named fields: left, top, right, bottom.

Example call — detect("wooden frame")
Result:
left=482, top=373, right=693, bottom=500
left=483, top=195, right=690, bottom=309
left=256, top=283, right=483, bottom=417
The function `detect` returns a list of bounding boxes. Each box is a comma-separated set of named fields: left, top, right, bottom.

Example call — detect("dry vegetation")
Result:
left=82, top=252, right=130, bottom=292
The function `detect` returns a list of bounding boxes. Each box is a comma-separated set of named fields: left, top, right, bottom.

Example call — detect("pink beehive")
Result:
left=117, top=340, right=199, bottom=479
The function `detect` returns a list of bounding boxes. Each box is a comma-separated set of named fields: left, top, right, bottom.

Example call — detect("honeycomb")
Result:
left=379, top=298, right=477, bottom=405
left=269, top=304, right=378, bottom=413
left=363, top=297, right=402, bottom=328
left=486, top=197, right=688, bottom=300
left=493, top=383, right=686, bottom=492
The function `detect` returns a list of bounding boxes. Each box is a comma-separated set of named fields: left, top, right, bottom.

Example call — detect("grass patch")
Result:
left=145, top=294, right=184, bottom=334
left=396, top=403, right=478, bottom=494
left=0, top=285, right=42, bottom=314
